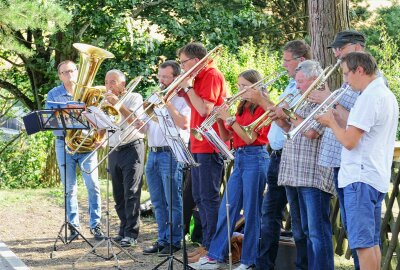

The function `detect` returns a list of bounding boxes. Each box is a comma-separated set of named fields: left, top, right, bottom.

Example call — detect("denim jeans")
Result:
left=208, top=145, right=269, bottom=266
left=285, top=186, right=308, bottom=270
left=333, top=168, right=360, bottom=270
left=55, top=138, right=101, bottom=229
left=256, top=153, right=288, bottom=270
left=145, top=151, right=183, bottom=247
left=191, top=153, right=224, bottom=250
left=297, top=187, right=334, bottom=270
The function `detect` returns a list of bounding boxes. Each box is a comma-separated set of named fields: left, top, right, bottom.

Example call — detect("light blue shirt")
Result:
left=267, top=79, right=299, bottom=150
left=45, top=84, right=73, bottom=137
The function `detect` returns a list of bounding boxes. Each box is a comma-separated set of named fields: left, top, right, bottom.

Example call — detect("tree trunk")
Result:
left=308, top=0, right=350, bottom=91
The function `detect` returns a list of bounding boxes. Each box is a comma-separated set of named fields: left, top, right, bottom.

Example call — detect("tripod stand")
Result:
left=22, top=107, right=95, bottom=257
left=73, top=130, right=136, bottom=269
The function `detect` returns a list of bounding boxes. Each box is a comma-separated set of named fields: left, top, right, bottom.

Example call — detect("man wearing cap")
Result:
left=308, top=29, right=366, bottom=270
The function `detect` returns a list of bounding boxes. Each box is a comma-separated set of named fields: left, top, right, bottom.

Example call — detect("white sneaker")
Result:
left=233, top=264, right=255, bottom=270
left=189, top=256, right=220, bottom=269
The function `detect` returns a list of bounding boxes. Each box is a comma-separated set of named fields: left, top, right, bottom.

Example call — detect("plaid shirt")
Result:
left=318, top=84, right=359, bottom=168
left=278, top=102, right=335, bottom=195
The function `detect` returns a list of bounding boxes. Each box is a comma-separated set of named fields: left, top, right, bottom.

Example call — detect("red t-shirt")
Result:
left=227, top=105, right=271, bottom=149
left=188, top=65, right=228, bottom=153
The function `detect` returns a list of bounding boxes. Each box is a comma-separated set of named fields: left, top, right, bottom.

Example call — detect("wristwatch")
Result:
left=225, top=116, right=236, bottom=126
left=184, top=86, right=193, bottom=93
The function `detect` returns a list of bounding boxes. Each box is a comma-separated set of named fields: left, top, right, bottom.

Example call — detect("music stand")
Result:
left=150, top=105, right=198, bottom=270
left=22, top=106, right=95, bottom=257
left=72, top=109, right=136, bottom=269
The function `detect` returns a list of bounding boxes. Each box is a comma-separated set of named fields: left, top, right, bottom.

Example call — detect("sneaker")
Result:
left=158, top=244, right=181, bottom=257
left=233, top=264, right=255, bottom=270
left=143, top=242, right=165, bottom=255
left=90, top=225, right=105, bottom=240
left=120, top=237, right=137, bottom=247
left=113, top=235, right=124, bottom=242
left=189, top=256, right=220, bottom=270
left=67, top=227, right=79, bottom=241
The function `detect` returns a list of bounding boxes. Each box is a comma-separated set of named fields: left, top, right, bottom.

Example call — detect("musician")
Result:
left=275, top=60, right=335, bottom=270
left=316, top=52, right=398, bottom=270
left=141, top=60, right=191, bottom=256
left=309, top=30, right=367, bottom=269
left=189, top=69, right=270, bottom=270
left=178, top=42, right=227, bottom=262
left=104, top=69, right=145, bottom=247
left=243, top=40, right=310, bottom=270
left=45, top=60, right=104, bottom=241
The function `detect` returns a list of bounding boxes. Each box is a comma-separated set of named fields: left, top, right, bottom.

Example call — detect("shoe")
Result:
left=189, top=248, right=208, bottom=263
left=143, top=242, right=165, bottom=255
left=90, top=225, right=105, bottom=240
left=233, top=264, right=255, bottom=270
left=113, top=235, right=124, bottom=242
left=120, top=237, right=137, bottom=247
left=67, top=227, right=79, bottom=241
left=189, top=256, right=220, bottom=269
left=188, top=246, right=205, bottom=257
left=158, top=245, right=181, bottom=257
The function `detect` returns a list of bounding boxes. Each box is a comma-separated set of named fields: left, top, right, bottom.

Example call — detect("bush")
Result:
left=0, top=131, right=54, bottom=189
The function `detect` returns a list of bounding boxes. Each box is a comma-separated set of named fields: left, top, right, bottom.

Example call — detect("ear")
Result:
left=298, top=56, right=306, bottom=62
left=356, top=66, right=364, bottom=75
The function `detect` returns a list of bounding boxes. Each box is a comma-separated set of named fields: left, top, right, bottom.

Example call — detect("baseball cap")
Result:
left=328, top=30, right=365, bottom=49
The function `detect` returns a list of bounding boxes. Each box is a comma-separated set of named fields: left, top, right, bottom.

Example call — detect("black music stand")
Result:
left=150, top=105, right=198, bottom=270
left=22, top=106, right=95, bottom=257
left=72, top=110, right=136, bottom=269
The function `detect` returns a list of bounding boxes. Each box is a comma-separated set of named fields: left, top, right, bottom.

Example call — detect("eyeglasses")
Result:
left=236, top=83, right=252, bottom=90
left=332, top=43, right=354, bottom=54
left=283, top=57, right=300, bottom=63
left=156, top=74, right=174, bottom=80
left=179, top=58, right=194, bottom=65
left=60, top=69, right=77, bottom=75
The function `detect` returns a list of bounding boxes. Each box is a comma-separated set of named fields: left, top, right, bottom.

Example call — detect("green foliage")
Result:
left=0, top=131, right=54, bottom=189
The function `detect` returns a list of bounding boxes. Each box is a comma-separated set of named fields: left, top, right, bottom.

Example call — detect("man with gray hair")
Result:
left=104, top=69, right=145, bottom=247
left=274, top=60, right=335, bottom=270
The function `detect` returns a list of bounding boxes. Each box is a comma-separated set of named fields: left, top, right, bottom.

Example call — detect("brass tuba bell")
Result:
left=65, top=43, right=115, bottom=153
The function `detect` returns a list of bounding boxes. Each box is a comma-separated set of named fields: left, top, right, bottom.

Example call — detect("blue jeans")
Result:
left=256, top=153, right=288, bottom=270
left=55, top=138, right=101, bottom=229
left=191, top=153, right=224, bottom=250
left=145, top=151, right=183, bottom=247
left=285, top=186, right=308, bottom=270
left=208, top=145, right=269, bottom=265
left=333, top=168, right=360, bottom=270
left=297, top=187, right=334, bottom=270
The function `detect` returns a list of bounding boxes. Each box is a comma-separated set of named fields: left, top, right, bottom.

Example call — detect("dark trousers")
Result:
left=109, top=140, right=145, bottom=239
left=256, top=153, right=288, bottom=269
left=191, top=153, right=224, bottom=250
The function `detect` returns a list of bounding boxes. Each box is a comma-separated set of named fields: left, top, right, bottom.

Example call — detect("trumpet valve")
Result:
left=191, top=128, right=203, bottom=141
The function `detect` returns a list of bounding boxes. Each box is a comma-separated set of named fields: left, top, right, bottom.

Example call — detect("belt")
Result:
left=270, top=149, right=283, bottom=157
left=149, top=146, right=170, bottom=153
left=56, top=136, right=64, bottom=140
left=111, top=139, right=143, bottom=152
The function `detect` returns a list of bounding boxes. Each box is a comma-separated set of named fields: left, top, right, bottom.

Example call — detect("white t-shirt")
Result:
left=109, top=92, right=145, bottom=147
left=339, top=77, right=399, bottom=193
left=147, top=96, right=191, bottom=147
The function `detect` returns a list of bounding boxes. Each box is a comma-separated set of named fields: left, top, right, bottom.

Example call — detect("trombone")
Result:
left=80, top=45, right=224, bottom=174
left=240, top=92, right=298, bottom=140
left=191, top=71, right=287, bottom=141
left=285, top=84, right=351, bottom=140
left=69, top=76, right=143, bottom=155
left=283, top=59, right=342, bottom=120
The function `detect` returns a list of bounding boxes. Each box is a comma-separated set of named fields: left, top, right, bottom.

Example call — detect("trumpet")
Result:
left=240, top=93, right=298, bottom=140
left=80, top=45, right=223, bottom=174
left=283, top=59, right=342, bottom=120
left=191, top=71, right=287, bottom=141
left=285, top=84, right=351, bottom=140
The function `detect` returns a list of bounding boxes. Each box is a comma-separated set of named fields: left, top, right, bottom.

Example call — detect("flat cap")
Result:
left=328, top=30, right=365, bottom=49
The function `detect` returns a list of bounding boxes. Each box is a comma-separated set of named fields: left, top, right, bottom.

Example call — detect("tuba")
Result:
left=65, top=43, right=115, bottom=153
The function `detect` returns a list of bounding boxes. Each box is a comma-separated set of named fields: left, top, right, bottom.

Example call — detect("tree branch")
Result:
left=0, top=133, right=22, bottom=156
left=0, top=79, right=35, bottom=110
left=0, top=100, right=19, bottom=119
left=130, top=0, right=168, bottom=18
left=0, top=55, right=24, bottom=67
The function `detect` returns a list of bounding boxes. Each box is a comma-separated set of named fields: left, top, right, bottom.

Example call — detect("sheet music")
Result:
left=153, top=107, right=197, bottom=166
left=83, top=106, right=119, bottom=130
